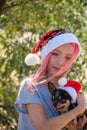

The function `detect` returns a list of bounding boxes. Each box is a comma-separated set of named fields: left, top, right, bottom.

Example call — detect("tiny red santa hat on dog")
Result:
left=58, top=78, right=82, bottom=103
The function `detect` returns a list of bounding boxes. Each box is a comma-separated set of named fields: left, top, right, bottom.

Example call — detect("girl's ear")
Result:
left=48, top=82, right=56, bottom=94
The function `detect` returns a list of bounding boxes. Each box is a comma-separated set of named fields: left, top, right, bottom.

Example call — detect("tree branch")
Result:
left=3, top=0, right=29, bottom=10
left=0, top=0, right=6, bottom=14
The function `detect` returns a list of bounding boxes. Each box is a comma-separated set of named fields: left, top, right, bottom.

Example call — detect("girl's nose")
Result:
left=57, top=57, right=65, bottom=65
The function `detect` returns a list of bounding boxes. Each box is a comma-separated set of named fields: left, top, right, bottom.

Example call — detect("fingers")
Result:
left=65, top=120, right=77, bottom=130
left=73, top=118, right=77, bottom=125
left=77, top=92, right=86, bottom=111
left=82, top=115, right=87, bottom=127
left=77, top=115, right=87, bottom=129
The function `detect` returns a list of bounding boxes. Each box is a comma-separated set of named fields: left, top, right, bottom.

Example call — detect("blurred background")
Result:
left=0, top=0, right=87, bottom=129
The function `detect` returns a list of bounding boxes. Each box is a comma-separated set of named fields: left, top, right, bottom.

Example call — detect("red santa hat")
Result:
left=24, top=29, right=81, bottom=66
left=58, top=77, right=82, bottom=103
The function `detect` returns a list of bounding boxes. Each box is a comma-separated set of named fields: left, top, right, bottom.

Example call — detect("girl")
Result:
left=15, top=29, right=86, bottom=130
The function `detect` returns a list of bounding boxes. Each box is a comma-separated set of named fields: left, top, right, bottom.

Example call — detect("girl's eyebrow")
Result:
left=54, top=50, right=73, bottom=57
left=66, top=54, right=72, bottom=57
left=54, top=50, right=60, bottom=53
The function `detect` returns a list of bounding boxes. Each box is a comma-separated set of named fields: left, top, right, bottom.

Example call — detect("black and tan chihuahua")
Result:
left=48, top=82, right=87, bottom=130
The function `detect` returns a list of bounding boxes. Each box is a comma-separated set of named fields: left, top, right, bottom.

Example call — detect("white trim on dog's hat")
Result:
left=57, top=79, right=82, bottom=103
left=58, top=86, right=77, bottom=103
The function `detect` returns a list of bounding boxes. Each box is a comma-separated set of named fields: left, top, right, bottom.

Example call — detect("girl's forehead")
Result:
left=54, top=43, right=74, bottom=55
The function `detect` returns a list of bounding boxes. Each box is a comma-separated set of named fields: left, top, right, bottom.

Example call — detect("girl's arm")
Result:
left=26, top=92, right=86, bottom=130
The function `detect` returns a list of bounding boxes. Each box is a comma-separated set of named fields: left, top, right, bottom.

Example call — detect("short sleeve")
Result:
left=14, top=78, right=42, bottom=114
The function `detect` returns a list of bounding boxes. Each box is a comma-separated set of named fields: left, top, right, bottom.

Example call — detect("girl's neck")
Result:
left=50, top=78, right=60, bottom=88
left=44, top=77, right=60, bottom=88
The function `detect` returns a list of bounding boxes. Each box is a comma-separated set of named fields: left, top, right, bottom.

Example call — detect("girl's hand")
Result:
left=65, top=92, right=87, bottom=130
left=65, top=116, right=87, bottom=130
left=77, top=92, right=86, bottom=113
left=74, top=92, right=87, bottom=129
left=77, top=115, right=87, bottom=130
left=65, top=118, right=77, bottom=130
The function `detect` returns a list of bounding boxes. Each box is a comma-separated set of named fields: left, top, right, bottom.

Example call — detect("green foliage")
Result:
left=0, top=0, right=87, bottom=129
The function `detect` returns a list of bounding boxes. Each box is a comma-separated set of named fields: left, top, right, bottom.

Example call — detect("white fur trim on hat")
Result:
left=58, top=86, right=77, bottom=103
left=58, top=77, right=67, bottom=86
left=41, top=33, right=81, bottom=60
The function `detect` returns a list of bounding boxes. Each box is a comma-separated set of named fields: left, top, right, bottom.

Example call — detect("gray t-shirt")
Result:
left=14, top=78, right=59, bottom=130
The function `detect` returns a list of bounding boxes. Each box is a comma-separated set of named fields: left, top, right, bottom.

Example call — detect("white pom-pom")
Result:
left=25, top=53, right=40, bottom=66
left=58, top=77, right=67, bottom=86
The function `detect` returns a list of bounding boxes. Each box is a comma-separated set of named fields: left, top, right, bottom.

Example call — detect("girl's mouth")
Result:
left=53, top=66, right=60, bottom=71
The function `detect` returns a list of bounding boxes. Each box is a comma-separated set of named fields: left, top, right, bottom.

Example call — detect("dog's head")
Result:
left=48, top=82, right=72, bottom=113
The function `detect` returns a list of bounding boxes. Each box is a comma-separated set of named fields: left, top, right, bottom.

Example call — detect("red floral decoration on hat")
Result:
left=32, top=29, right=67, bottom=53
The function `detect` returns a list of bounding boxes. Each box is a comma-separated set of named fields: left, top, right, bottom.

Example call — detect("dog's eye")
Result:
left=58, top=96, right=61, bottom=99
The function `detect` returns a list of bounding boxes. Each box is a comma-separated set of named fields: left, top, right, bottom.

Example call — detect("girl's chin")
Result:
left=47, top=69, right=64, bottom=78
left=51, top=68, right=67, bottom=78
left=48, top=72, right=60, bottom=78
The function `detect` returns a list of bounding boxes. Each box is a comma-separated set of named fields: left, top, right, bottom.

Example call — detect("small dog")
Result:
left=48, top=82, right=87, bottom=130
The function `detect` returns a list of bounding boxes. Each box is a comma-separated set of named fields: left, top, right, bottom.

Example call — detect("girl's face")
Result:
left=46, top=44, right=74, bottom=78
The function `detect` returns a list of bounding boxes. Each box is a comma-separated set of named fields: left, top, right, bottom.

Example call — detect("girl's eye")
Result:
left=65, top=57, right=71, bottom=60
left=53, top=52, right=59, bottom=56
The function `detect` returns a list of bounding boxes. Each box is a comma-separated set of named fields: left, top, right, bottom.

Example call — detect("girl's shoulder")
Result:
left=19, top=78, right=32, bottom=90
left=21, top=78, right=31, bottom=86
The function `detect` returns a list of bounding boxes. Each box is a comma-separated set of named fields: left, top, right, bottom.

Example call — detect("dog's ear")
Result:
left=48, top=82, right=56, bottom=94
